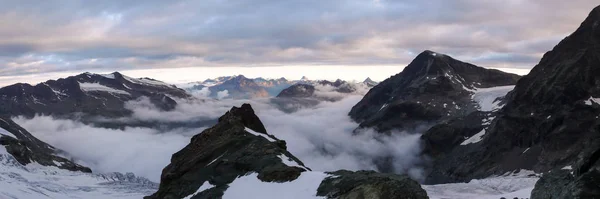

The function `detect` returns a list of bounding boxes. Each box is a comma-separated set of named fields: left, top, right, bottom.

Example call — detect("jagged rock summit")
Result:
left=147, top=104, right=428, bottom=199
left=424, top=6, right=600, bottom=198
left=349, top=50, right=520, bottom=132
left=363, top=77, right=378, bottom=87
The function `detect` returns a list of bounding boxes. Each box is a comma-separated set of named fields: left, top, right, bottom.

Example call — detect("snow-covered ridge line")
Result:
left=122, top=75, right=174, bottom=88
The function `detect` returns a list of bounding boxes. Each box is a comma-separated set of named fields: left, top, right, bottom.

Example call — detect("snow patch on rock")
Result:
left=183, top=181, right=216, bottom=199
left=222, top=172, right=329, bottom=199
left=79, top=82, right=131, bottom=95
left=461, top=129, right=486, bottom=145
left=245, top=127, right=277, bottom=142
left=472, top=86, right=514, bottom=111
left=584, top=97, right=600, bottom=105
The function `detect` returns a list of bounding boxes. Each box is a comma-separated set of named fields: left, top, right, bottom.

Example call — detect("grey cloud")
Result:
left=13, top=92, right=427, bottom=182
left=0, top=0, right=598, bottom=76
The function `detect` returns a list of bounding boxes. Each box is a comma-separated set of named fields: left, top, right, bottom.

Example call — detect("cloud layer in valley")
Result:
left=0, top=0, right=598, bottom=81
left=14, top=92, right=426, bottom=182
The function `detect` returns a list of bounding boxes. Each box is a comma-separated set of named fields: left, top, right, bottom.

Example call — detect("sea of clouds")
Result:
left=13, top=88, right=426, bottom=182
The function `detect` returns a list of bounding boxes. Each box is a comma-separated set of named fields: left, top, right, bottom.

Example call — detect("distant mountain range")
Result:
left=180, top=75, right=378, bottom=99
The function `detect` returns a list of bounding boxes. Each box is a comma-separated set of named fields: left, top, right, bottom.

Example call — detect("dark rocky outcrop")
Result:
left=145, top=104, right=310, bottom=199
left=0, top=116, right=91, bottom=172
left=146, top=104, right=428, bottom=199
left=349, top=50, right=520, bottom=132
left=531, top=169, right=600, bottom=199
left=317, top=170, right=429, bottom=199
left=424, top=5, right=600, bottom=188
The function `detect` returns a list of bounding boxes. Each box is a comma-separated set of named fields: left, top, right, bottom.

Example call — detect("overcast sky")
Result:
left=0, top=0, right=598, bottom=85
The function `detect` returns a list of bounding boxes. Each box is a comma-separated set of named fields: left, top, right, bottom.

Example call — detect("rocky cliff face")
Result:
left=349, top=50, right=520, bottom=132
left=146, top=104, right=428, bottom=199
left=0, top=116, right=90, bottom=172
left=424, top=6, right=600, bottom=193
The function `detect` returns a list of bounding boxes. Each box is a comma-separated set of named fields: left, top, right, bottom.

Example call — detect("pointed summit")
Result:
left=300, top=76, right=309, bottom=81
left=363, top=77, right=378, bottom=87
left=349, top=50, right=520, bottom=132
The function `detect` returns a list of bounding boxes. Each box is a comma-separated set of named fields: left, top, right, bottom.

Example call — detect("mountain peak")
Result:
left=300, top=76, right=309, bottom=81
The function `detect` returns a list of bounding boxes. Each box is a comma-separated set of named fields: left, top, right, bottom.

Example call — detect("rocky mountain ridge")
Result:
left=349, top=50, right=520, bottom=132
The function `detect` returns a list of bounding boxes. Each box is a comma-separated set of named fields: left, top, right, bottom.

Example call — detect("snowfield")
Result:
left=423, top=170, right=539, bottom=199
left=472, top=85, right=514, bottom=111
left=0, top=146, right=156, bottom=199
left=222, top=172, right=329, bottom=199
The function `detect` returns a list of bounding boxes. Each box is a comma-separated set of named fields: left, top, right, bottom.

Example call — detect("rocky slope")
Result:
left=146, top=104, right=428, bottom=199
left=0, top=72, right=191, bottom=127
left=0, top=116, right=90, bottom=172
left=349, top=50, right=520, bottom=132
left=424, top=6, right=600, bottom=197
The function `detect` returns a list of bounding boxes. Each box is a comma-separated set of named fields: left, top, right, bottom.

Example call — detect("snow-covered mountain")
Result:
left=0, top=72, right=200, bottom=129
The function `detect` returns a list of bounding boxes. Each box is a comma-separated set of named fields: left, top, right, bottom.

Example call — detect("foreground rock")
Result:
left=349, top=50, right=520, bottom=132
left=424, top=5, right=600, bottom=191
left=531, top=169, right=600, bottom=199
left=317, top=170, right=428, bottom=199
left=0, top=116, right=90, bottom=172
left=146, top=104, right=428, bottom=199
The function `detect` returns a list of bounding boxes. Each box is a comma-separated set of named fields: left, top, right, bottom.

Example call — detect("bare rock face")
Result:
left=0, top=116, right=91, bottom=172
left=349, top=50, right=520, bottom=132
left=145, top=104, right=310, bottom=199
left=424, top=5, right=600, bottom=188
